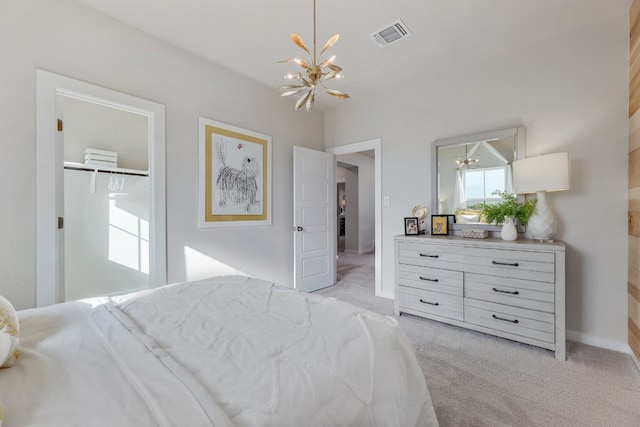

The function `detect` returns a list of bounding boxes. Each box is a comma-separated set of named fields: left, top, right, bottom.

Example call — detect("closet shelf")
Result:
left=63, top=161, right=149, bottom=177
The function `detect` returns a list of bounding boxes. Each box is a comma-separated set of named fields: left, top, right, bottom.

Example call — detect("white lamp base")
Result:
left=527, top=191, right=556, bottom=241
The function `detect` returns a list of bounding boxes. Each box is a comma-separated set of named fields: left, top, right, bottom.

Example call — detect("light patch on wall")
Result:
left=108, top=198, right=149, bottom=274
left=184, top=246, right=246, bottom=282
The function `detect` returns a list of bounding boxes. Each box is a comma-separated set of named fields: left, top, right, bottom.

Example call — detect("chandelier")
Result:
left=278, top=0, right=349, bottom=111
left=456, top=144, right=479, bottom=169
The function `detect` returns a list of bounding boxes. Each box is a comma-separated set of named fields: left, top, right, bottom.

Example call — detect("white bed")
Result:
left=0, top=276, right=438, bottom=426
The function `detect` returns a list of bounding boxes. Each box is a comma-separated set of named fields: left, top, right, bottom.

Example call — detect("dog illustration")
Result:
left=215, top=140, right=260, bottom=212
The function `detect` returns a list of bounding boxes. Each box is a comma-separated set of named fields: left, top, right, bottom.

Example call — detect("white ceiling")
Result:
left=73, top=0, right=630, bottom=111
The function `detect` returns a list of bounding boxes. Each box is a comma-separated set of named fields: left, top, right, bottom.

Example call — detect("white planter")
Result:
left=500, top=216, right=518, bottom=241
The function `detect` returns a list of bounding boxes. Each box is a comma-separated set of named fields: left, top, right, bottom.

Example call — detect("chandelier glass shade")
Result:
left=278, top=0, right=349, bottom=111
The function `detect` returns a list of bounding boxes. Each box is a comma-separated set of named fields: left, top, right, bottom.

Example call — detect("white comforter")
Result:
left=0, top=276, right=438, bottom=426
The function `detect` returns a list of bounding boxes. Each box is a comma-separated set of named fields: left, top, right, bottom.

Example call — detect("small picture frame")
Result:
left=431, top=215, right=449, bottom=236
left=404, top=217, right=420, bottom=235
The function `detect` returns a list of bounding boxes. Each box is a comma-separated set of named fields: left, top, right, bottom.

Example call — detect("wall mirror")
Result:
left=431, top=127, right=525, bottom=233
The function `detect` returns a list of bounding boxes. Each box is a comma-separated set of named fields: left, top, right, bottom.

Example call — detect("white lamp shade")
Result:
left=513, top=152, right=570, bottom=194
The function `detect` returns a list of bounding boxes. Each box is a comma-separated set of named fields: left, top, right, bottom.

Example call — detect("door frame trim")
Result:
left=35, top=70, right=166, bottom=307
left=327, top=138, right=383, bottom=298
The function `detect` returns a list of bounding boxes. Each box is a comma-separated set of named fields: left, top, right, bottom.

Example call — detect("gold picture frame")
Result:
left=198, top=117, right=272, bottom=227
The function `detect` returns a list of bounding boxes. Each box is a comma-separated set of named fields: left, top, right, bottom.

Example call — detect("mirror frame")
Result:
left=431, top=127, right=526, bottom=234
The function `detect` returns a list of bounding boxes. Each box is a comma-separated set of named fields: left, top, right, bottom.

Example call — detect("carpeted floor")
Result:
left=316, top=248, right=640, bottom=426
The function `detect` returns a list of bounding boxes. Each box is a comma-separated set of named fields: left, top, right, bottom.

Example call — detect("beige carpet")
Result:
left=316, top=249, right=640, bottom=426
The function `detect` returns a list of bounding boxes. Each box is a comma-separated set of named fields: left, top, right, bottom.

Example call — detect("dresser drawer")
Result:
left=397, top=264, right=463, bottom=296
left=398, top=241, right=464, bottom=271
left=398, top=286, right=463, bottom=321
left=465, top=273, right=554, bottom=312
left=464, top=247, right=555, bottom=283
left=395, top=235, right=565, bottom=359
left=464, top=298, right=554, bottom=343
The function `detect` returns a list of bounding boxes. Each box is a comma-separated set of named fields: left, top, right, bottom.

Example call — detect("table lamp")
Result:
left=512, top=152, right=570, bottom=241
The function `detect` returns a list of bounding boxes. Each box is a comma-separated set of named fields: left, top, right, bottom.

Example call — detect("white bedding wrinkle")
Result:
left=0, top=301, right=230, bottom=427
left=0, top=276, right=438, bottom=427
left=114, top=276, right=437, bottom=426
left=86, top=305, right=234, bottom=427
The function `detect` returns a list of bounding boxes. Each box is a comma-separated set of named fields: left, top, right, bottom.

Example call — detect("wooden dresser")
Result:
left=394, top=235, right=566, bottom=360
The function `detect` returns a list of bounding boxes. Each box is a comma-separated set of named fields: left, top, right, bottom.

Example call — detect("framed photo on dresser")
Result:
left=431, top=215, right=449, bottom=235
left=404, top=217, right=420, bottom=235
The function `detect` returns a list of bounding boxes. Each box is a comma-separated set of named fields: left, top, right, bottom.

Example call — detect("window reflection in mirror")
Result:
left=432, top=128, right=524, bottom=229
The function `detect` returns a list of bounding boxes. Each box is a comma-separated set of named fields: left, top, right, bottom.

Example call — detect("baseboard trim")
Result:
left=630, top=348, right=640, bottom=372
left=376, top=290, right=394, bottom=300
left=343, top=247, right=375, bottom=254
left=567, top=330, right=629, bottom=353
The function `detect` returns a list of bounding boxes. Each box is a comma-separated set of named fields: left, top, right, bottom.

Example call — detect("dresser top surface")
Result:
left=395, top=234, right=566, bottom=251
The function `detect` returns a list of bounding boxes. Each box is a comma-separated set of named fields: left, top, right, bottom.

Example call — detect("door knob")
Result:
left=296, top=226, right=304, bottom=232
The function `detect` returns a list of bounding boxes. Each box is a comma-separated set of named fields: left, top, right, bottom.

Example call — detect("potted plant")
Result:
left=481, top=191, right=537, bottom=240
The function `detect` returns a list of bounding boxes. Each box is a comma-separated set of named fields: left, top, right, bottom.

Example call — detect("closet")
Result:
left=62, top=97, right=150, bottom=301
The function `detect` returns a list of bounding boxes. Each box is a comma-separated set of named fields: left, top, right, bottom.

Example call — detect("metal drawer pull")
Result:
left=419, top=253, right=439, bottom=258
left=419, top=276, right=439, bottom=282
left=492, top=314, right=519, bottom=324
left=419, top=299, right=439, bottom=306
left=492, top=287, right=519, bottom=295
left=492, top=260, right=519, bottom=267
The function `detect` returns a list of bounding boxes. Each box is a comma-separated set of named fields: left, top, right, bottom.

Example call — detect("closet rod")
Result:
left=63, top=162, right=148, bottom=177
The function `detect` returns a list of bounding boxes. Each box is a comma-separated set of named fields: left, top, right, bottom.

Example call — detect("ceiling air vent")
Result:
left=370, top=19, right=411, bottom=48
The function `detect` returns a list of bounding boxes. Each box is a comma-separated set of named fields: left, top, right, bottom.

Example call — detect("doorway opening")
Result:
left=327, top=138, right=383, bottom=298
left=36, top=70, right=166, bottom=307
left=335, top=159, right=375, bottom=293
left=62, top=97, right=151, bottom=301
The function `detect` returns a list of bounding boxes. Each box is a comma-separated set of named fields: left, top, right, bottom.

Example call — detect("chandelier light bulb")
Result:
left=277, top=0, right=350, bottom=111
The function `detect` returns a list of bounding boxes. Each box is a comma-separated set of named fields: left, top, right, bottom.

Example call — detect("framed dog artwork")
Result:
left=430, top=215, right=449, bottom=236
left=199, top=117, right=272, bottom=227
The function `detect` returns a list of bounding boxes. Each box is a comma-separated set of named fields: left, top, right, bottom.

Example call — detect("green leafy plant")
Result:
left=481, top=191, right=537, bottom=225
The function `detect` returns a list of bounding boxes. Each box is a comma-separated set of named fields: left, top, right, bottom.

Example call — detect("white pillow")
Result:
left=0, top=295, right=19, bottom=368
left=457, top=214, right=480, bottom=223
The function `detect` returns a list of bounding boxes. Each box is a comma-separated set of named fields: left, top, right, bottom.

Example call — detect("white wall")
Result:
left=0, top=0, right=324, bottom=309
left=325, top=12, right=630, bottom=347
left=64, top=170, right=149, bottom=300
left=64, top=97, right=149, bottom=170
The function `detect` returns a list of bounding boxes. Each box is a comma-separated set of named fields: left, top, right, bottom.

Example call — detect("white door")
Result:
left=293, top=146, right=336, bottom=292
